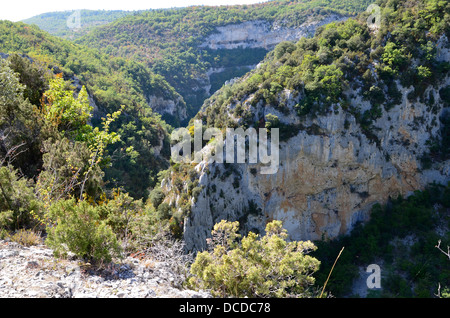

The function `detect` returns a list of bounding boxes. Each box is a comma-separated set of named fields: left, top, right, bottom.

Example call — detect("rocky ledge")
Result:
left=0, top=240, right=210, bottom=298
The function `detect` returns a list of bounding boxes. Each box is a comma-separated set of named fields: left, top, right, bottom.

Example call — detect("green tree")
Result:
left=36, top=77, right=122, bottom=203
left=6, top=53, right=48, bottom=107
left=265, top=113, right=280, bottom=130
left=0, top=59, right=42, bottom=178
left=40, top=75, right=93, bottom=139
left=381, top=42, right=408, bottom=73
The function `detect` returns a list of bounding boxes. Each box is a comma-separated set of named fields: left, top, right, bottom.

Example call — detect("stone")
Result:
left=0, top=240, right=211, bottom=298
left=178, top=47, right=450, bottom=251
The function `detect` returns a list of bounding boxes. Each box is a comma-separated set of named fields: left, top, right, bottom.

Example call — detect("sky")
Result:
left=0, top=0, right=271, bottom=22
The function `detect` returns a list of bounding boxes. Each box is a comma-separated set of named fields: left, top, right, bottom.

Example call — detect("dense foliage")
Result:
left=23, top=10, right=136, bottom=40
left=0, top=56, right=175, bottom=262
left=0, top=20, right=178, bottom=198
left=75, top=0, right=373, bottom=117
left=313, top=182, right=450, bottom=297
left=199, top=0, right=449, bottom=149
left=0, top=0, right=448, bottom=298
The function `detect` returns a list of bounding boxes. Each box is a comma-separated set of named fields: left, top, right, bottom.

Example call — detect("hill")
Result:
left=1, top=0, right=449, bottom=299
left=22, top=10, right=138, bottom=40
left=75, top=0, right=374, bottom=122
left=0, top=20, right=183, bottom=198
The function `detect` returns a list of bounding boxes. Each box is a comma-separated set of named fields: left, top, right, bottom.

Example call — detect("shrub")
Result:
left=0, top=166, right=41, bottom=230
left=45, top=198, right=121, bottom=263
left=149, top=187, right=165, bottom=209
left=98, top=191, right=146, bottom=247
left=274, top=41, right=296, bottom=60
left=265, top=113, right=280, bottom=130
left=189, top=220, right=320, bottom=298
left=157, top=202, right=172, bottom=220
left=191, top=186, right=203, bottom=202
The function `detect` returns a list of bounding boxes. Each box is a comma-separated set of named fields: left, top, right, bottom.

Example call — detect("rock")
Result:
left=26, top=261, right=40, bottom=269
left=200, top=15, right=348, bottom=50
left=0, top=240, right=211, bottom=298
left=179, top=46, right=450, bottom=251
left=147, top=95, right=187, bottom=122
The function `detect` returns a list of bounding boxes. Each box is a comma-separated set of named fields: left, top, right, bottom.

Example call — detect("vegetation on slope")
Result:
left=0, top=55, right=177, bottom=262
left=313, top=182, right=450, bottom=298
left=0, top=20, right=181, bottom=198
left=0, top=0, right=448, bottom=299
left=161, top=0, right=450, bottom=298
left=197, top=0, right=449, bottom=152
left=75, top=0, right=373, bottom=118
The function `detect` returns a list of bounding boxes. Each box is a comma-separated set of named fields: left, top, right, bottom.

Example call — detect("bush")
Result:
left=149, top=187, right=165, bottom=209
left=189, top=220, right=320, bottom=298
left=265, top=113, right=280, bottom=130
left=157, top=202, right=172, bottom=220
left=99, top=191, right=145, bottom=244
left=45, top=198, right=121, bottom=263
left=97, top=191, right=170, bottom=253
left=274, top=41, right=296, bottom=60
left=0, top=166, right=41, bottom=230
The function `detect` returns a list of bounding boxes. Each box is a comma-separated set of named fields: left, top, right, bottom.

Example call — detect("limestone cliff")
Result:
left=147, top=94, right=187, bottom=123
left=190, top=14, right=349, bottom=116
left=200, top=15, right=347, bottom=51
left=175, top=33, right=450, bottom=251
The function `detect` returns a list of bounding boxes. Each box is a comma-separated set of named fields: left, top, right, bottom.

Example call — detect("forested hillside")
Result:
left=75, top=0, right=373, bottom=120
left=157, top=0, right=450, bottom=297
left=0, top=21, right=179, bottom=199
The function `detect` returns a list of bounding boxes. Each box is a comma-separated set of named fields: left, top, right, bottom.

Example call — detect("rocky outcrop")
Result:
left=180, top=71, right=450, bottom=252
left=147, top=95, right=187, bottom=122
left=185, top=14, right=349, bottom=114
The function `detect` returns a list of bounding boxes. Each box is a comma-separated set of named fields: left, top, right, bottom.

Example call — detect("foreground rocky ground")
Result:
left=0, top=239, right=211, bottom=298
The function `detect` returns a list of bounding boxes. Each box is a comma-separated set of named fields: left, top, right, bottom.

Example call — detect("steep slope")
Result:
left=0, top=21, right=181, bottom=198
left=76, top=0, right=373, bottom=123
left=157, top=0, right=450, bottom=251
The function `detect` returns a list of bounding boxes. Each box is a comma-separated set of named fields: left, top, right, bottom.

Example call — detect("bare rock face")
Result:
left=200, top=15, right=348, bottom=50
left=189, top=15, right=349, bottom=113
left=147, top=95, right=187, bottom=122
left=181, top=69, right=450, bottom=252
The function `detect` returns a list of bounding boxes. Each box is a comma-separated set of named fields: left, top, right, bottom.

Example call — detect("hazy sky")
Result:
left=0, top=0, right=271, bottom=22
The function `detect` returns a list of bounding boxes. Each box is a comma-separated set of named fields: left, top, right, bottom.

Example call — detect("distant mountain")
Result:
left=22, top=10, right=140, bottom=40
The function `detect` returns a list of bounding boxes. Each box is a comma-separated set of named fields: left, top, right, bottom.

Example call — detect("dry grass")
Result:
left=9, top=229, right=43, bottom=247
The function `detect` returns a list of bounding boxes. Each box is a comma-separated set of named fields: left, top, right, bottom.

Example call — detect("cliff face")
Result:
left=179, top=35, right=450, bottom=251
left=200, top=15, right=347, bottom=50
left=147, top=94, right=187, bottom=123
left=184, top=14, right=349, bottom=117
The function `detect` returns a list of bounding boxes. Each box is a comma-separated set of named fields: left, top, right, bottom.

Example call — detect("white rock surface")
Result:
left=148, top=95, right=187, bottom=122
left=181, top=70, right=450, bottom=252
left=0, top=240, right=210, bottom=298
left=200, top=15, right=348, bottom=50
